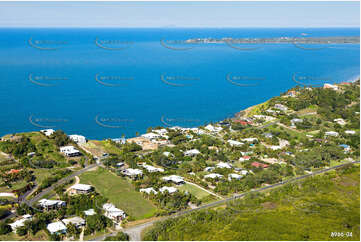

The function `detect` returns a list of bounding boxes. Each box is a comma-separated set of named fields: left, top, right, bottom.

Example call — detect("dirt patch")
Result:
left=339, top=177, right=358, bottom=187
left=261, top=202, right=278, bottom=210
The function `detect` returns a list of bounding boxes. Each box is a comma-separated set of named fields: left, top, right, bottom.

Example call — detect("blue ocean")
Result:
left=0, top=28, right=359, bottom=139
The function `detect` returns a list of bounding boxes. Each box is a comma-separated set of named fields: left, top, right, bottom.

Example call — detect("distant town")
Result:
left=183, top=36, right=360, bottom=44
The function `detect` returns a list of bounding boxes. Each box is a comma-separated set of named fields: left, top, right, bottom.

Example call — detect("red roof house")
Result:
left=251, top=162, right=269, bottom=168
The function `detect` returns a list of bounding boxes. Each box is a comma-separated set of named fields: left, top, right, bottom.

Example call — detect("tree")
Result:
left=0, top=222, right=11, bottom=235
left=105, top=231, right=129, bottom=241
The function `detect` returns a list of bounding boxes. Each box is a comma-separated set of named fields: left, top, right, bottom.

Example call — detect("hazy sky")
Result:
left=0, top=1, right=359, bottom=28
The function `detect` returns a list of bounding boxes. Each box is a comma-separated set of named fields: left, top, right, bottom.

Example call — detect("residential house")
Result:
left=334, top=118, right=346, bottom=126
left=83, top=209, right=96, bottom=216
left=60, top=146, right=81, bottom=157
left=9, top=214, right=32, bottom=233
left=242, top=138, right=258, bottom=143
left=227, top=140, right=244, bottom=147
left=345, top=130, right=356, bottom=135
left=69, top=184, right=93, bottom=195
left=325, top=131, right=339, bottom=137
left=140, top=187, right=158, bottom=195
left=184, top=149, right=201, bottom=157
left=112, top=138, right=126, bottom=144
left=162, top=175, right=185, bottom=184
left=274, top=104, right=288, bottom=111
left=204, top=124, right=223, bottom=133
left=204, top=167, right=215, bottom=172
left=216, top=162, right=232, bottom=169
left=47, top=221, right=67, bottom=235
left=38, top=199, right=66, bottom=211
left=122, top=168, right=143, bottom=179
left=141, top=164, right=164, bottom=173
left=62, top=217, right=86, bottom=228
left=204, top=173, right=223, bottom=179
left=323, top=83, right=339, bottom=90
left=141, top=132, right=160, bottom=140
left=40, top=129, right=55, bottom=137
left=102, top=203, right=126, bottom=222
left=228, top=173, right=242, bottom=181
left=159, top=186, right=178, bottom=194
left=69, top=134, right=87, bottom=144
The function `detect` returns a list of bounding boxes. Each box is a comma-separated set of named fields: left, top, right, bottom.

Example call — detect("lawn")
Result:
left=178, top=183, right=211, bottom=199
left=80, top=167, right=157, bottom=220
left=0, top=229, right=49, bottom=241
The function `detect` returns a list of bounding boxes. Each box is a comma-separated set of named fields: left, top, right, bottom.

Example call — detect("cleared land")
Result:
left=80, top=167, right=157, bottom=220
left=178, top=183, right=211, bottom=199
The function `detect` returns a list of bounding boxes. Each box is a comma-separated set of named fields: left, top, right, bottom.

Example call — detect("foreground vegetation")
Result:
left=143, top=164, right=360, bottom=241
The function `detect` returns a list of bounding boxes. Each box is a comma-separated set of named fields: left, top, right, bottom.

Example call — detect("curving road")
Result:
left=90, top=160, right=359, bottom=241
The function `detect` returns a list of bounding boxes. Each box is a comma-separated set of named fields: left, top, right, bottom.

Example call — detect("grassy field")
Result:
left=0, top=229, right=49, bottom=241
left=178, top=183, right=211, bottom=199
left=80, top=167, right=157, bottom=220
left=144, top=164, right=360, bottom=241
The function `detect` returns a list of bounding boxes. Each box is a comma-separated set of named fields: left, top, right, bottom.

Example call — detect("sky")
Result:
left=0, top=1, right=359, bottom=28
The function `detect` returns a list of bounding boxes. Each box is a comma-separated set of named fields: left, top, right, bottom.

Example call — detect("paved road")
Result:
left=91, top=160, right=359, bottom=241
left=25, top=163, right=98, bottom=206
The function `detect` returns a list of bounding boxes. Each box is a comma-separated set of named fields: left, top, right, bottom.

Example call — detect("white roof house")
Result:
left=270, top=145, right=282, bottom=150
left=153, top=129, right=168, bottom=136
left=60, top=146, right=81, bottom=157
left=324, top=83, right=339, bottom=90
left=345, top=130, right=356, bottom=135
left=228, top=173, right=243, bottom=181
left=274, top=104, right=288, bottom=111
left=239, top=170, right=249, bottom=176
left=204, top=124, right=223, bottom=133
left=162, top=151, right=172, bottom=157
left=83, top=209, right=96, bottom=216
left=141, top=132, right=160, bottom=140
left=47, top=221, right=67, bottom=234
left=334, top=118, right=346, bottom=126
left=325, top=131, right=339, bottom=137
left=124, top=168, right=143, bottom=177
left=9, top=214, right=32, bottom=232
left=69, top=134, right=87, bottom=144
left=291, top=118, right=303, bottom=124
left=204, top=173, right=223, bottom=179
left=103, top=203, right=126, bottom=221
left=216, top=162, right=232, bottom=169
left=204, top=167, right=215, bottom=172
left=70, top=184, right=93, bottom=193
left=184, top=149, right=201, bottom=156
left=39, top=199, right=66, bottom=209
left=159, top=186, right=178, bottom=194
left=227, top=140, right=244, bottom=147
left=40, top=129, right=55, bottom=137
left=242, top=138, right=258, bottom=143
left=62, top=217, right=85, bottom=228
left=141, top=164, right=164, bottom=173
left=162, top=175, right=185, bottom=184
left=140, top=187, right=158, bottom=195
